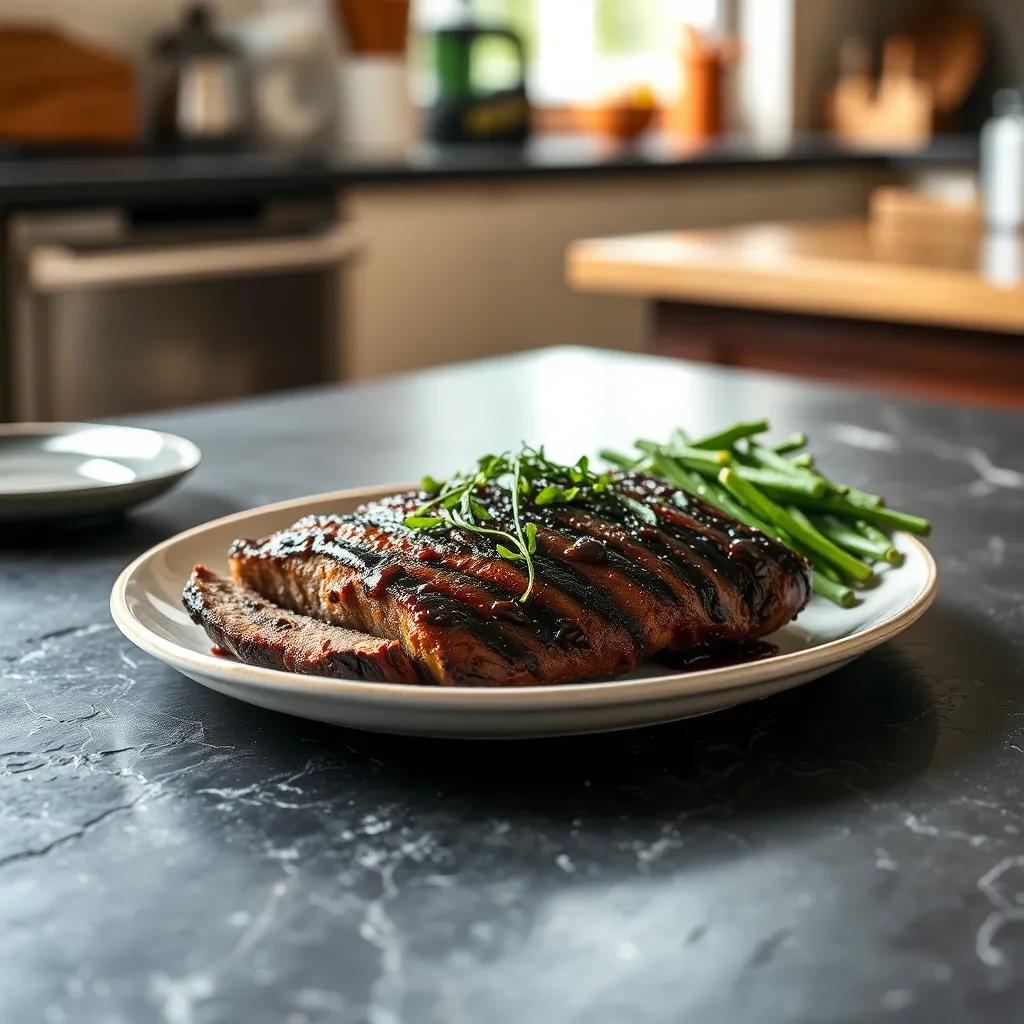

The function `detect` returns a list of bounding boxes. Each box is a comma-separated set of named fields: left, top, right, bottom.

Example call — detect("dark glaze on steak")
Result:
left=225, top=473, right=811, bottom=687
left=183, top=566, right=420, bottom=683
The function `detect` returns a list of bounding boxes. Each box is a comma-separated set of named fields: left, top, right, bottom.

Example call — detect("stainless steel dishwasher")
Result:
left=5, top=198, right=355, bottom=421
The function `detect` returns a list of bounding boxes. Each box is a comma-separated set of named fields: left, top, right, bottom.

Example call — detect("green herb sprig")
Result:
left=403, top=445, right=616, bottom=602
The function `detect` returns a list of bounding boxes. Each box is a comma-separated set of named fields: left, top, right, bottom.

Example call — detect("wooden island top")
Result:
left=567, top=219, right=1024, bottom=335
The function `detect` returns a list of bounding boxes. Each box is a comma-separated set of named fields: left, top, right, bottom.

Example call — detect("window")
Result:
left=414, top=0, right=723, bottom=105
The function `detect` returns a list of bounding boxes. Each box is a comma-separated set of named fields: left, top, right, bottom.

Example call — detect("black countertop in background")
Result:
left=2, top=347, right=1023, bottom=1023
left=0, top=134, right=979, bottom=210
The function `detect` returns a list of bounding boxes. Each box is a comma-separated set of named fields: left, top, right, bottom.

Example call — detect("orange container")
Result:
left=665, top=27, right=737, bottom=142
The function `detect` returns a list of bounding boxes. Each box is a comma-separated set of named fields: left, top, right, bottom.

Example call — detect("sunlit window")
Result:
left=414, top=0, right=723, bottom=105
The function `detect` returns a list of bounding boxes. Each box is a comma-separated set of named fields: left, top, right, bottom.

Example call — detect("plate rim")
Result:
left=109, top=483, right=939, bottom=709
left=0, top=421, right=201, bottom=497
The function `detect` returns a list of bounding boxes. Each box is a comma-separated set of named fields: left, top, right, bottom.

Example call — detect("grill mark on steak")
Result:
left=602, top=481, right=764, bottom=614
left=527, top=552, right=644, bottom=645
left=404, top=583, right=537, bottom=671
left=530, top=506, right=681, bottom=605
left=655, top=485, right=809, bottom=617
left=434, top=491, right=655, bottom=648
left=576, top=494, right=729, bottom=621
left=347, top=509, right=578, bottom=646
left=309, top=515, right=562, bottom=669
left=230, top=526, right=383, bottom=573
left=543, top=503, right=727, bottom=624
left=659, top=484, right=812, bottom=620
left=237, top=523, right=538, bottom=671
left=183, top=565, right=420, bottom=683
left=355, top=500, right=647, bottom=648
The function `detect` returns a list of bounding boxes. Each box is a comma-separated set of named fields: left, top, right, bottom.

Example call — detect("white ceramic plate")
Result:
left=111, top=485, right=938, bottom=738
left=0, top=423, right=200, bottom=522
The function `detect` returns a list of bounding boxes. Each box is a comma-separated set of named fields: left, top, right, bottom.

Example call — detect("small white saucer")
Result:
left=0, top=422, right=200, bottom=522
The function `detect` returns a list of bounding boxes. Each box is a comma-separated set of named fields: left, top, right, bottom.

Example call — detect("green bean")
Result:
left=679, top=452, right=823, bottom=495
left=690, top=419, right=769, bottom=450
left=787, top=505, right=875, bottom=582
left=683, top=457, right=826, bottom=498
left=852, top=518, right=903, bottom=566
left=718, top=469, right=874, bottom=583
left=736, top=466, right=827, bottom=498
left=773, top=433, right=807, bottom=455
left=746, top=442, right=835, bottom=493
left=599, top=448, right=643, bottom=470
left=844, top=486, right=885, bottom=509
left=853, top=518, right=890, bottom=545
left=812, top=514, right=898, bottom=564
left=794, top=496, right=931, bottom=537
left=636, top=439, right=731, bottom=468
left=646, top=452, right=702, bottom=492
left=811, top=572, right=857, bottom=607
left=746, top=441, right=809, bottom=476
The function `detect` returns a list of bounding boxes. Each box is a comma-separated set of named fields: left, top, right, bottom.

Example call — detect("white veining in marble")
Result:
left=976, top=856, right=1024, bottom=969
left=903, top=814, right=990, bottom=848
left=828, top=424, right=901, bottom=453
left=832, top=416, right=1024, bottom=495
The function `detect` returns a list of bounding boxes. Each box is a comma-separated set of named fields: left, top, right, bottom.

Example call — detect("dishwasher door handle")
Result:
left=27, top=223, right=359, bottom=292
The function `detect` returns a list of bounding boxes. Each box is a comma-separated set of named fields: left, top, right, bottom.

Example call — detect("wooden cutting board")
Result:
left=0, top=26, right=138, bottom=144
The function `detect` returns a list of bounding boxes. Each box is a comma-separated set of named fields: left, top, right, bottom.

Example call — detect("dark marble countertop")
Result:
left=0, top=134, right=978, bottom=211
left=2, top=347, right=1022, bottom=1023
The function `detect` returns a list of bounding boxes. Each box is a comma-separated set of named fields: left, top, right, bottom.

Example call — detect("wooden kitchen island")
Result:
left=567, top=219, right=1024, bottom=407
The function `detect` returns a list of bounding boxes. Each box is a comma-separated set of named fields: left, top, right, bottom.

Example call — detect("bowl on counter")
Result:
left=574, top=87, right=658, bottom=143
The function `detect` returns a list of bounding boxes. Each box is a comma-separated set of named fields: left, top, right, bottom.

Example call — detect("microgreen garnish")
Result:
left=403, top=445, right=617, bottom=602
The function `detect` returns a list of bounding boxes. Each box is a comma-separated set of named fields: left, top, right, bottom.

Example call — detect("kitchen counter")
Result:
left=567, top=221, right=1024, bottom=407
left=567, top=219, right=1024, bottom=334
left=334, top=133, right=977, bottom=186
left=3, top=347, right=1023, bottom=1023
left=0, top=134, right=977, bottom=210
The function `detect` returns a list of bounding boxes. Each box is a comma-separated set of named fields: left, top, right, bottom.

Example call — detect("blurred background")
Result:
left=1, top=0, right=1023, bottom=420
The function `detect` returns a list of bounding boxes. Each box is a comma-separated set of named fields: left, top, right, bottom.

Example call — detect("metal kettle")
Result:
left=149, top=2, right=248, bottom=150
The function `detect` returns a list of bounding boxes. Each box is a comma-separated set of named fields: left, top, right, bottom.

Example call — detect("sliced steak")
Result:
left=225, top=473, right=811, bottom=687
left=183, top=565, right=420, bottom=684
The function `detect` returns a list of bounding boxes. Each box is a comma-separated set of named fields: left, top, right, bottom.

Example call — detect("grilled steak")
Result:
left=225, top=473, right=810, bottom=687
left=183, top=565, right=420, bottom=683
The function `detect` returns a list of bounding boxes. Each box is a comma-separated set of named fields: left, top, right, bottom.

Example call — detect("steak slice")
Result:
left=183, top=565, right=420, bottom=684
